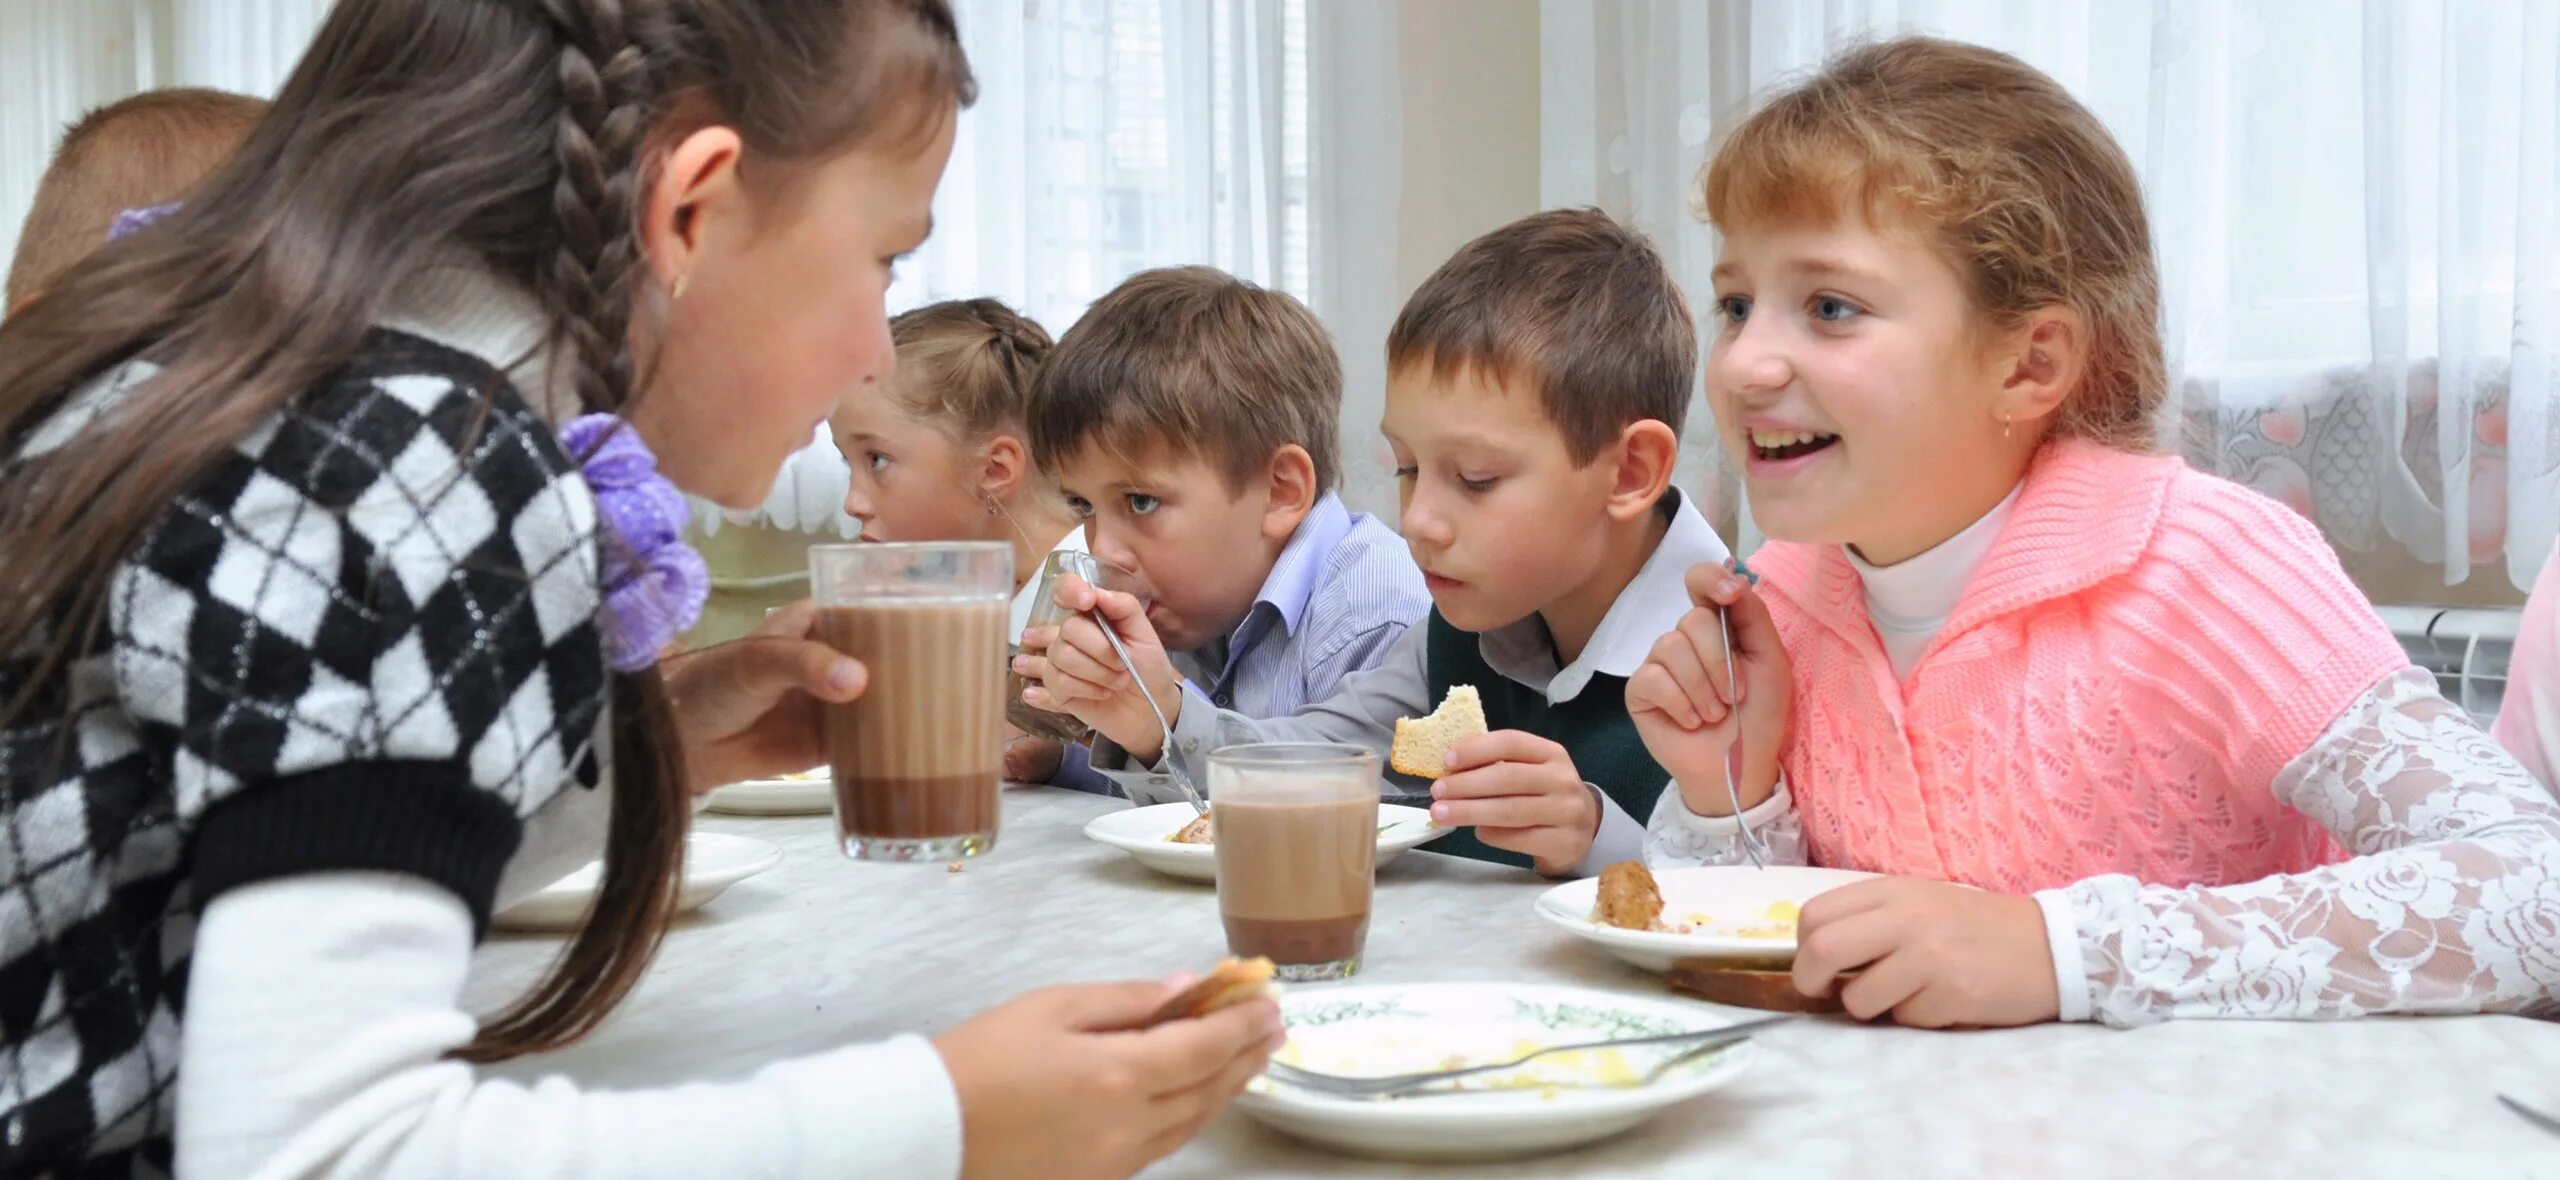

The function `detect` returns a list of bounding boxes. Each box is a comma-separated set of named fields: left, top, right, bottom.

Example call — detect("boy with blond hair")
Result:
left=1019, top=265, right=1430, bottom=790
left=6, top=87, right=267, bottom=314
left=1022, top=210, right=1736, bottom=875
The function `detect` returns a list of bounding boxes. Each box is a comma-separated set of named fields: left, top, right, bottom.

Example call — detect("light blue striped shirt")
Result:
left=1176, top=493, right=1432, bottom=718
left=1070, top=493, right=1427, bottom=793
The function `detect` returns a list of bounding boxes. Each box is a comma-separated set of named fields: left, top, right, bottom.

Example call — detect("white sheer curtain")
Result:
left=1544, top=0, right=2560, bottom=594
left=733, top=0, right=1405, bottom=537
left=0, top=0, right=1404, bottom=541
left=0, top=0, right=325, bottom=282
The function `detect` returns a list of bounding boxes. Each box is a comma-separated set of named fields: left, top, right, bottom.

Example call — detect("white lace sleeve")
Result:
left=2049, top=666, right=2560, bottom=1026
left=1644, top=778, right=1810, bottom=868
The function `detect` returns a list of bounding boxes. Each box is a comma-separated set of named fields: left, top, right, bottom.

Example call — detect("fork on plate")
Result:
left=1260, top=1014, right=1792, bottom=1100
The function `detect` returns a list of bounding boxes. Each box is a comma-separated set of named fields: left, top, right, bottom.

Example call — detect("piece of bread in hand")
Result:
left=1389, top=684, right=1488, bottom=779
left=1145, top=956, right=1278, bottom=1026
left=1591, top=860, right=1665, bottom=931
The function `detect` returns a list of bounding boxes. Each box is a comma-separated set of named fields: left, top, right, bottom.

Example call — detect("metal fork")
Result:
left=1090, top=607, right=1209, bottom=815
left=2501, top=1094, right=2560, bottom=1139
left=1261, top=1014, right=1792, bottom=1100
left=1717, top=557, right=1770, bottom=868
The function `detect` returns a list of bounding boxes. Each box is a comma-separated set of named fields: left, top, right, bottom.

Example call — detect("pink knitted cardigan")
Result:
left=1752, top=439, right=2411, bottom=893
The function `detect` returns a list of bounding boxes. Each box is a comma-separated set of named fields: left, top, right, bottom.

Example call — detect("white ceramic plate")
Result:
left=1534, top=864, right=1883, bottom=972
left=494, top=832, right=785, bottom=931
left=704, top=769, right=832, bottom=816
left=1081, top=801, right=1444, bottom=882
left=1235, top=982, right=1757, bottom=1161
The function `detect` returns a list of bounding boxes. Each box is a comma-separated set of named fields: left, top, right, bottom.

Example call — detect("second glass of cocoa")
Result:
left=1209, top=742, right=1381, bottom=981
left=808, top=541, right=1012, bottom=862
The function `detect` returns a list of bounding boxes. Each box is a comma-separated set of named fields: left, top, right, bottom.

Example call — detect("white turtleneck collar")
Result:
left=1846, top=482, right=2024, bottom=682
left=375, top=251, right=578, bottom=425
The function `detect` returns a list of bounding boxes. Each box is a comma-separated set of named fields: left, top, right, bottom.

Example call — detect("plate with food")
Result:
left=1533, top=861, right=1881, bottom=972
left=494, top=832, right=784, bottom=931
left=704, top=766, right=832, bottom=815
left=1081, top=800, right=1444, bottom=881
left=1234, top=981, right=1757, bottom=1160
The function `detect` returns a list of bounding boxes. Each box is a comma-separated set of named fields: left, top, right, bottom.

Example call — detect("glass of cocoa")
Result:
left=1006, top=550, right=1145, bottom=744
left=808, top=542, right=1012, bottom=862
left=1208, top=742, right=1381, bottom=981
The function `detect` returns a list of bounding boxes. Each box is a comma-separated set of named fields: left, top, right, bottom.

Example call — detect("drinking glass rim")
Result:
left=1044, top=549, right=1137, bottom=579
left=1206, top=742, right=1380, bottom=769
left=809, top=540, right=1013, bottom=555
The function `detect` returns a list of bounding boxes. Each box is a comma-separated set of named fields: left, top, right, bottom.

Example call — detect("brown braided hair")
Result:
left=885, top=297, right=1055, bottom=443
left=0, top=0, right=973, bottom=1062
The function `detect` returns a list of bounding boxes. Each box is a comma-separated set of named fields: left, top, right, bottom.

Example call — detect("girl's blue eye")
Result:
left=866, top=451, right=891, bottom=471
left=1716, top=295, right=1751, bottom=323
left=1065, top=496, right=1095, bottom=520
left=1127, top=493, right=1160, bottom=516
left=1813, top=296, right=1861, bottom=323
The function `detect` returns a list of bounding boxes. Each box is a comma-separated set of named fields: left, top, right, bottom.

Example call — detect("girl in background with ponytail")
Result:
left=828, top=298, right=1102, bottom=786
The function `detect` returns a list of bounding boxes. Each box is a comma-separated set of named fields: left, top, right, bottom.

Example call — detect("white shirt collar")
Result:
left=1477, top=487, right=1733, bottom=705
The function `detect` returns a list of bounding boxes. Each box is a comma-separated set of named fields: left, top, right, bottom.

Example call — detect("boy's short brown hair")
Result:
left=1387, top=207, right=1696, bottom=462
left=6, top=87, right=268, bottom=308
left=1029, top=266, right=1342, bottom=493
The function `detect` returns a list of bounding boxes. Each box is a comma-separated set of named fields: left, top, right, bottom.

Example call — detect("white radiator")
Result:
left=2375, top=605, right=2519, bottom=725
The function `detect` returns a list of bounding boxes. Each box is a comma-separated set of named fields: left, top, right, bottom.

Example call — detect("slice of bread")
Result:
left=1389, top=684, right=1488, bottom=779
left=1591, top=860, right=1665, bottom=931
left=1146, top=956, right=1279, bottom=1025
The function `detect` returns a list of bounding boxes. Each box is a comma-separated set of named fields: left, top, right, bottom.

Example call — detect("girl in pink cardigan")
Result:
left=1628, top=37, right=2560, bottom=1028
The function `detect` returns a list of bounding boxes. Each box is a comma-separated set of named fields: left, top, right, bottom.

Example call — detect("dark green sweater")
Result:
left=1422, top=610, right=1671, bottom=869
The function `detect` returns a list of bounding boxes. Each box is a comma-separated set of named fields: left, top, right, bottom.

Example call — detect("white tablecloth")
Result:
left=463, top=786, right=2560, bottom=1178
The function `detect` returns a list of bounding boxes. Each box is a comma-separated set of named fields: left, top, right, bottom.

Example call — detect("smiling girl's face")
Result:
left=1705, top=213, right=2044, bottom=566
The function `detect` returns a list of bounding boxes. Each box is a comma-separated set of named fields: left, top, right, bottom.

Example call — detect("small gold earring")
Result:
left=2000, top=411, right=2013, bottom=441
left=670, top=270, right=691, bottom=301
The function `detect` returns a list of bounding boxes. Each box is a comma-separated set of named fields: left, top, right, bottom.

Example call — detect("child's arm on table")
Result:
left=2041, top=668, right=2560, bottom=1026
left=1791, top=668, right=2560, bottom=1029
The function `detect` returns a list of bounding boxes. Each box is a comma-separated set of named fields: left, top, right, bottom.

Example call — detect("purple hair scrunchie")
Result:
left=558, top=414, right=709, bottom=671
left=106, top=202, right=181, bottom=242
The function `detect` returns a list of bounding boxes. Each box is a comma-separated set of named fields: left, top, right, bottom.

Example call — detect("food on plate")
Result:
left=1664, top=901, right=1802, bottom=939
left=1146, top=956, right=1277, bottom=1025
left=1273, top=1041, right=1656, bottom=1096
left=1166, top=810, right=1216, bottom=844
left=1389, top=684, right=1486, bottom=780
left=1588, top=862, right=1806, bottom=939
left=1591, top=861, right=1665, bottom=931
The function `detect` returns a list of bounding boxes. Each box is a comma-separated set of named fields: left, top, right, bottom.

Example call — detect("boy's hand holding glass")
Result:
left=1013, top=573, right=1186, bottom=762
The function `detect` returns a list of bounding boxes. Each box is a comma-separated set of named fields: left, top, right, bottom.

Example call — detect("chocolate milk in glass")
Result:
left=1209, top=744, right=1381, bottom=981
left=808, top=542, right=1012, bottom=862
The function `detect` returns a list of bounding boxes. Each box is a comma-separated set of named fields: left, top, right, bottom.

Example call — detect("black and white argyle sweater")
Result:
left=0, top=327, right=608, bottom=1176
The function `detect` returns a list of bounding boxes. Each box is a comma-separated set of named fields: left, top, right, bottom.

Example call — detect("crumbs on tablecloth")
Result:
left=947, top=862, right=965, bottom=874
